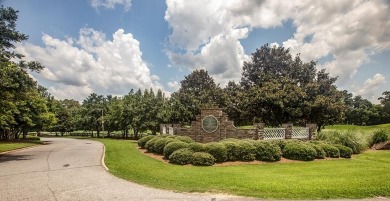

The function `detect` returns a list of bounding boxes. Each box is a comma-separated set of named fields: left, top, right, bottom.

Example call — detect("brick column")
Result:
left=306, top=124, right=317, bottom=140
left=254, top=123, right=265, bottom=140
left=283, top=123, right=293, bottom=139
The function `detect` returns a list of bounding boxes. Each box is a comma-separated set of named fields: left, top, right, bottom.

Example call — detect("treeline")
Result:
left=1, top=6, right=390, bottom=140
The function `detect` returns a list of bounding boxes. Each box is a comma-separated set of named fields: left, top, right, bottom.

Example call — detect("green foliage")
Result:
left=153, top=138, right=176, bottom=154
left=334, top=145, right=353, bottom=158
left=313, top=142, right=340, bottom=158
left=236, top=141, right=256, bottom=161
left=283, top=142, right=317, bottom=161
left=163, top=141, right=189, bottom=159
left=252, top=141, right=282, bottom=162
left=191, top=152, right=215, bottom=166
left=188, top=142, right=205, bottom=152
left=175, top=136, right=195, bottom=143
left=169, top=148, right=193, bottom=165
left=269, top=140, right=287, bottom=152
left=220, top=141, right=241, bottom=161
left=25, top=135, right=40, bottom=141
left=370, top=129, right=389, bottom=146
left=307, top=143, right=326, bottom=159
left=145, top=137, right=161, bottom=153
left=317, top=130, right=365, bottom=154
left=204, top=142, right=228, bottom=162
left=138, top=135, right=155, bottom=149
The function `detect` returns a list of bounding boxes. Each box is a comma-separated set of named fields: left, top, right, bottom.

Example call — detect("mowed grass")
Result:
left=324, top=123, right=390, bottom=132
left=97, top=138, right=390, bottom=199
left=0, top=141, right=41, bottom=152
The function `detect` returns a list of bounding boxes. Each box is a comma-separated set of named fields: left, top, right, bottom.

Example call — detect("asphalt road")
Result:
left=0, top=137, right=258, bottom=201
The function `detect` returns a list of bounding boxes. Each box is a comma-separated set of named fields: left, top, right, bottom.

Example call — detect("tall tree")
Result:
left=172, top=69, right=225, bottom=123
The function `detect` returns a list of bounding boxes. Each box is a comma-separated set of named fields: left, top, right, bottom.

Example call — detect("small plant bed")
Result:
left=138, top=136, right=358, bottom=166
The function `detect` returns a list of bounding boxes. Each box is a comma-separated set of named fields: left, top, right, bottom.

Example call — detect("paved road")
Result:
left=0, top=138, right=258, bottom=201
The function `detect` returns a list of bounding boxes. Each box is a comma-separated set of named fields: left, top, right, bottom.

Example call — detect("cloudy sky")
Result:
left=4, top=0, right=390, bottom=102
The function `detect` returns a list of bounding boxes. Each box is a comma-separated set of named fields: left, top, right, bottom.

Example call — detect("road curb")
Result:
left=99, top=141, right=109, bottom=171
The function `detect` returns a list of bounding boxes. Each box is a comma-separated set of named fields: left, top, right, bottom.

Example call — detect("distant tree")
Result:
left=172, top=69, right=225, bottom=123
left=80, top=93, right=106, bottom=137
left=379, top=91, right=390, bottom=122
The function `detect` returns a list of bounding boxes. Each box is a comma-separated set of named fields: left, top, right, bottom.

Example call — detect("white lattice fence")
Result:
left=264, top=128, right=285, bottom=140
left=292, top=128, right=309, bottom=139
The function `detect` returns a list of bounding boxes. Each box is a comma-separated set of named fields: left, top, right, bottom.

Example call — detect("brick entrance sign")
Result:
left=160, top=108, right=316, bottom=143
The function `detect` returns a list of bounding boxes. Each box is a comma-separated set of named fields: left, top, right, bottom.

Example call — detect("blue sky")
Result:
left=4, top=0, right=390, bottom=103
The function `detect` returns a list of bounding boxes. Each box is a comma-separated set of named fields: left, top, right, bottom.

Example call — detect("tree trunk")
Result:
left=22, top=130, right=28, bottom=140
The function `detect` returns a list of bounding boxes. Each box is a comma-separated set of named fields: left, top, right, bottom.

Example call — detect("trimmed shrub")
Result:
left=145, top=137, right=161, bottom=152
left=169, top=148, right=193, bottom=165
left=153, top=138, right=176, bottom=154
left=252, top=141, right=282, bottom=162
left=191, top=152, right=215, bottom=166
left=188, top=143, right=205, bottom=152
left=204, top=142, right=228, bottom=162
left=236, top=141, right=256, bottom=161
left=138, top=135, right=156, bottom=149
left=175, top=136, right=195, bottom=143
left=269, top=140, right=287, bottom=152
left=334, top=145, right=353, bottom=158
left=307, top=143, right=326, bottom=159
left=283, top=142, right=317, bottom=161
left=370, top=129, right=389, bottom=147
left=315, top=142, right=340, bottom=158
left=317, top=130, right=365, bottom=154
left=221, top=141, right=241, bottom=161
left=163, top=141, right=189, bottom=159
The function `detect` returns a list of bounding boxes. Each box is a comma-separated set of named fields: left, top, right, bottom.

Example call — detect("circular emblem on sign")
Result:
left=202, top=115, right=219, bottom=133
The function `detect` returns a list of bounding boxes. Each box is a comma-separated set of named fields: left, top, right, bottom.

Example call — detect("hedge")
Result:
left=221, top=141, right=241, bottom=161
left=138, top=135, right=156, bottom=149
left=163, top=141, right=189, bottom=159
left=145, top=137, right=161, bottom=153
left=204, top=142, right=228, bottom=162
left=307, top=143, right=326, bottom=159
left=252, top=141, right=282, bottom=162
left=169, top=148, right=194, bottom=165
left=191, top=152, right=215, bottom=166
left=153, top=138, right=176, bottom=154
left=334, top=145, right=353, bottom=158
left=283, top=142, right=317, bottom=161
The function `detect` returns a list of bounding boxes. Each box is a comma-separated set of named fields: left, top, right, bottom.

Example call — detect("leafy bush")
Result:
left=145, top=137, right=161, bottom=152
left=283, top=142, right=317, bottom=161
left=236, top=141, right=256, bottom=161
left=169, top=148, right=194, bottom=165
left=334, top=145, right=353, bottom=158
left=26, top=135, right=40, bottom=141
left=163, top=141, right=189, bottom=159
left=204, top=142, right=228, bottom=162
left=188, top=142, right=205, bottom=152
left=317, top=130, right=365, bottom=154
left=191, top=152, right=215, bottom=166
left=307, top=143, right=326, bottom=159
left=269, top=140, right=287, bottom=152
left=252, top=141, right=282, bottom=162
left=175, top=136, right=195, bottom=143
left=138, top=135, right=155, bottom=149
left=314, top=142, right=340, bottom=158
left=221, top=141, right=241, bottom=161
left=370, top=129, right=389, bottom=147
left=153, top=138, right=176, bottom=154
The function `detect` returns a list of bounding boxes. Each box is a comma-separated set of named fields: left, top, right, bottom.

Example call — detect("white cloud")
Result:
left=355, top=74, right=386, bottom=102
left=90, top=0, right=132, bottom=11
left=167, top=81, right=180, bottom=91
left=17, top=28, right=163, bottom=101
left=165, top=0, right=390, bottom=100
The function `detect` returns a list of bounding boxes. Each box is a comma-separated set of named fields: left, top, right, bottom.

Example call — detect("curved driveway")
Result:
left=0, top=138, right=257, bottom=201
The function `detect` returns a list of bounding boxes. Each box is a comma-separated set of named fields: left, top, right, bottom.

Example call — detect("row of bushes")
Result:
left=138, top=135, right=356, bottom=166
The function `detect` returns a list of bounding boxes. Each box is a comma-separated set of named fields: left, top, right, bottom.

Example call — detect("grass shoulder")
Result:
left=0, top=140, right=42, bottom=153
left=96, top=138, right=390, bottom=199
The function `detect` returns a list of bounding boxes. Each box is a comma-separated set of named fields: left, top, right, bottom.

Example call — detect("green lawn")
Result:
left=0, top=141, right=41, bottom=152
left=324, top=123, right=390, bottom=132
left=98, top=138, right=390, bottom=199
